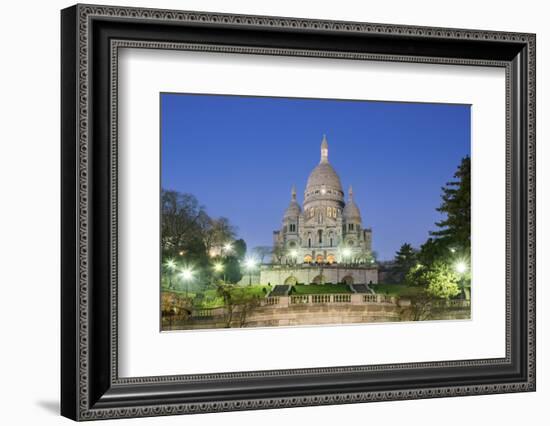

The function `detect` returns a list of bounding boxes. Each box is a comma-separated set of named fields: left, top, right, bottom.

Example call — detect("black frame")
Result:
left=61, top=4, right=536, bottom=421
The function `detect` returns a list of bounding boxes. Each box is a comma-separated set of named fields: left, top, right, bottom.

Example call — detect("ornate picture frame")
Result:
left=61, top=4, right=535, bottom=421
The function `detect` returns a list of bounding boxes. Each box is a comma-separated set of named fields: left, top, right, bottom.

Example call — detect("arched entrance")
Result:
left=304, top=254, right=312, bottom=264
left=312, top=275, right=325, bottom=285
left=284, top=276, right=298, bottom=285
left=341, top=275, right=354, bottom=285
left=327, top=254, right=336, bottom=264
left=315, top=254, right=324, bottom=264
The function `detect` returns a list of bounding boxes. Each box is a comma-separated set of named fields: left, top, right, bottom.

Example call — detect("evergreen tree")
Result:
left=394, top=243, right=417, bottom=271
left=224, top=256, right=243, bottom=284
left=430, top=156, right=471, bottom=251
left=233, top=239, right=247, bottom=260
left=223, top=239, right=246, bottom=284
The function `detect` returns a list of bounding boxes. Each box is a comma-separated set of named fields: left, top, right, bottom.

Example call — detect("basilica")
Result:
left=255, top=136, right=377, bottom=286
left=273, top=135, right=373, bottom=265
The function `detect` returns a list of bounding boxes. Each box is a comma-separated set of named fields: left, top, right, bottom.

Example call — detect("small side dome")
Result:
left=284, top=201, right=302, bottom=218
left=284, top=185, right=302, bottom=218
left=343, top=186, right=362, bottom=221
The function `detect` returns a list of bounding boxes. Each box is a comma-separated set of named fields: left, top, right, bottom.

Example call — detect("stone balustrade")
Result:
left=264, top=293, right=397, bottom=307
left=192, top=295, right=469, bottom=318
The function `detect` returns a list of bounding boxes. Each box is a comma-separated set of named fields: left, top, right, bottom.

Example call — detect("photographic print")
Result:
left=160, top=93, right=471, bottom=331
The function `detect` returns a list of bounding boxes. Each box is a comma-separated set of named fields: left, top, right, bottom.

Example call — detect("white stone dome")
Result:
left=306, top=162, right=343, bottom=192
left=304, top=136, right=344, bottom=204
left=343, top=186, right=362, bottom=221
left=284, top=200, right=302, bottom=217
left=284, top=186, right=302, bottom=218
left=343, top=200, right=361, bottom=220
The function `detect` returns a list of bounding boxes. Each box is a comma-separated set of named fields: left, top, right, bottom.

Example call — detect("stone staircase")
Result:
left=269, top=285, right=291, bottom=296
left=349, top=284, right=374, bottom=294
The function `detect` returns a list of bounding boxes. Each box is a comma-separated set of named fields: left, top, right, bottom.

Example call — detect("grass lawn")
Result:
left=163, top=285, right=273, bottom=309
left=370, top=283, right=423, bottom=297
left=290, top=284, right=352, bottom=294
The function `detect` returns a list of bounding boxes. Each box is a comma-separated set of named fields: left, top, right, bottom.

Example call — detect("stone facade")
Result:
left=273, top=135, right=373, bottom=265
left=258, top=264, right=378, bottom=286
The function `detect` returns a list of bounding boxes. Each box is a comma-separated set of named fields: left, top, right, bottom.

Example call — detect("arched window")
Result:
left=342, top=275, right=354, bottom=285
left=318, top=229, right=323, bottom=244
left=308, top=238, right=311, bottom=248
left=284, top=276, right=298, bottom=285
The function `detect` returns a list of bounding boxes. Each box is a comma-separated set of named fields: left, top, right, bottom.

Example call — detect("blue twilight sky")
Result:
left=161, top=93, right=470, bottom=261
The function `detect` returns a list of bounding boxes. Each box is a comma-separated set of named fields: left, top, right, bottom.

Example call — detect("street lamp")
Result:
left=213, top=262, right=225, bottom=284
left=341, top=248, right=352, bottom=265
left=178, top=267, right=194, bottom=297
left=455, top=261, right=467, bottom=274
left=289, top=249, right=298, bottom=265
left=164, top=258, right=177, bottom=289
left=223, top=242, right=233, bottom=255
left=244, top=257, right=257, bottom=286
left=454, top=261, right=469, bottom=299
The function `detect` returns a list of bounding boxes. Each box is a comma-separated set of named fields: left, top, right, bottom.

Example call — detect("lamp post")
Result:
left=289, top=249, right=298, bottom=266
left=244, top=257, right=256, bottom=286
left=342, top=248, right=352, bottom=266
left=165, top=259, right=176, bottom=289
left=223, top=242, right=233, bottom=256
left=213, top=262, right=224, bottom=284
left=454, top=261, right=468, bottom=300
left=179, top=268, right=194, bottom=298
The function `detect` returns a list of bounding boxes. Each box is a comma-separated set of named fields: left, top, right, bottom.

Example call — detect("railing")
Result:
left=362, top=294, right=394, bottom=304
left=312, top=294, right=331, bottom=304
left=187, top=295, right=469, bottom=319
left=192, top=308, right=216, bottom=318
left=333, top=294, right=351, bottom=303
left=378, top=295, right=394, bottom=304
left=275, top=295, right=467, bottom=308
left=290, top=295, right=310, bottom=304
left=291, top=294, right=353, bottom=304
left=432, top=299, right=471, bottom=308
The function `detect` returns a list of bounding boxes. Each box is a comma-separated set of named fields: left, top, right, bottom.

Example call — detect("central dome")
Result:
left=304, top=135, right=344, bottom=204
left=306, top=162, right=343, bottom=192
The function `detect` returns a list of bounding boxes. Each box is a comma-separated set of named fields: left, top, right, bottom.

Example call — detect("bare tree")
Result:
left=203, top=217, right=236, bottom=254
left=215, top=283, right=262, bottom=328
left=401, top=291, right=434, bottom=321
left=271, top=245, right=285, bottom=264
left=252, top=246, right=272, bottom=264
left=161, top=190, right=206, bottom=258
